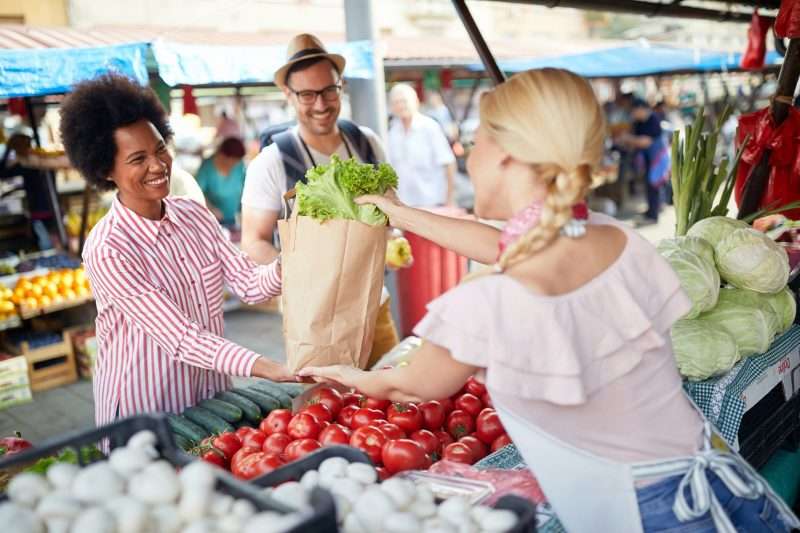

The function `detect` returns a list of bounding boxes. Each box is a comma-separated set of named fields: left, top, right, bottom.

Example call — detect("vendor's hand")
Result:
left=297, top=365, right=366, bottom=389
left=355, top=189, right=404, bottom=226
left=252, top=357, right=301, bottom=382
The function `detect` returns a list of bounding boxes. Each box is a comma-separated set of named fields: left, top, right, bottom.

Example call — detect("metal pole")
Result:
left=479, top=0, right=770, bottom=23
left=738, top=38, right=800, bottom=219
left=23, top=97, right=68, bottom=249
left=344, top=0, right=388, bottom=141
left=452, top=0, right=506, bottom=85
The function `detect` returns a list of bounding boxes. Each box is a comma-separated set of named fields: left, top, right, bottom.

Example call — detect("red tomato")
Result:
left=419, top=401, right=446, bottom=431
left=365, top=398, right=391, bottom=411
left=376, top=466, right=391, bottom=481
left=349, top=426, right=388, bottom=464
left=410, top=429, right=439, bottom=457
left=288, top=413, right=322, bottom=440
left=351, top=408, right=385, bottom=429
left=241, top=431, right=267, bottom=450
left=201, top=448, right=226, bottom=468
left=342, top=392, right=365, bottom=407
left=235, top=426, right=258, bottom=441
left=229, top=446, right=260, bottom=477
left=302, top=403, right=333, bottom=424
left=212, top=432, right=242, bottom=461
left=337, top=404, right=359, bottom=427
left=375, top=421, right=405, bottom=440
left=381, top=439, right=429, bottom=474
left=491, top=434, right=513, bottom=452
left=439, top=397, right=455, bottom=414
left=475, top=409, right=504, bottom=445
left=481, top=392, right=493, bottom=408
left=231, top=451, right=284, bottom=479
left=318, top=423, right=352, bottom=446
left=464, top=376, right=487, bottom=397
left=447, top=410, right=475, bottom=439
left=454, top=393, right=483, bottom=417
left=442, top=442, right=474, bottom=464
left=459, top=435, right=487, bottom=462
left=260, top=409, right=292, bottom=435
left=283, top=438, right=322, bottom=461
left=434, top=430, right=454, bottom=453
left=262, top=433, right=293, bottom=455
left=0, top=433, right=31, bottom=456
left=307, top=387, right=344, bottom=418
left=386, top=403, right=423, bottom=434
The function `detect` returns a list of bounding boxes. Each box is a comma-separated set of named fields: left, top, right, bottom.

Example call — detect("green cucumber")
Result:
left=183, top=406, right=235, bottom=434
left=198, top=398, right=243, bottom=423
left=173, top=433, right=193, bottom=451
left=216, top=390, right=262, bottom=422
left=277, top=383, right=305, bottom=398
left=250, top=382, right=293, bottom=408
left=167, top=414, right=208, bottom=443
left=232, top=387, right=281, bottom=413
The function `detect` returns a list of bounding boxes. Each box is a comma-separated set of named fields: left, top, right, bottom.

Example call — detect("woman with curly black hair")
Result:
left=60, top=73, right=295, bottom=428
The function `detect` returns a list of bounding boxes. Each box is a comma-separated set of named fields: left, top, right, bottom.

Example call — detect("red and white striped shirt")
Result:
left=83, top=196, right=282, bottom=428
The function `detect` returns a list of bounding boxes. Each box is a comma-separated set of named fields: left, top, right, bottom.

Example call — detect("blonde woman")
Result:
left=301, top=69, right=799, bottom=532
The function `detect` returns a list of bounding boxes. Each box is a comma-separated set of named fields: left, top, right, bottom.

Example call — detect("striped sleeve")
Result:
left=86, top=248, right=260, bottom=377
left=189, top=201, right=283, bottom=303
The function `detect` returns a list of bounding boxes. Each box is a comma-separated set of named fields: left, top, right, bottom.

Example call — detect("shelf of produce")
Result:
left=19, top=296, right=94, bottom=320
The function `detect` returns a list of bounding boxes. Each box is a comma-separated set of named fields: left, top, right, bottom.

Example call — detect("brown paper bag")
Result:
left=278, top=209, right=387, bottom=372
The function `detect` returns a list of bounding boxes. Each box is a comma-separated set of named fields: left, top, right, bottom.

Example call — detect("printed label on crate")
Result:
left=742, top=346, right=800, bottom=410
left=0, top=384, right=32, bottom=410
left=0, top=355, right=28, bottom=377
left=0, top=371, right=30, bottom=390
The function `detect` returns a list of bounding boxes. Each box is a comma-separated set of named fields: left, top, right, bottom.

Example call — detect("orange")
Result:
left=52, top=294, right=65, bottom=305
left=76, top=286, right=90, bottom=299
left=48, top=272, right=62, bottom=285
left=17, top=279, right=32, bottom=292
left=44, top=283, right=59, bottom=298
left=64, top=289, right=77, bottom=301
left=25, top=297, right=38, bottom=309
left=38, top=295, right=52, bottom=308
left=27, top=285, right=43, bottom=298
left=61, top=273, right=75, bottom=289
left=0, top=301, right=14, bottom=313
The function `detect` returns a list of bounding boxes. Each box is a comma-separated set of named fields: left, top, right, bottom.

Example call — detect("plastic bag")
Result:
left=741, top=10, right=773, bottom=70
left=428, top=460, right=546, bottom=505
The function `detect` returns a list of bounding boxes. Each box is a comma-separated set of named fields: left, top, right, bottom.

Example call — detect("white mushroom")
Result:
left=105, top=495, right=150, bottom=533
left=72, top=462, right=125, bottom=504
left=383, top=511, right=421, bottom=533
left=231, top=498, right=256, bottom=521
left=36, top=493, right=81, bottom=521
left=180, top=519, right=216, bottom=533
left=479, top=509, right=518, bottom=532
left=128, top=460, right=180, bottom=505
left=126, top=430, right=157, bottom=451
left=8, top=472, right=52, bottom=507
left=216, top=514, right=245, bottom=533
left=0, top=502, right=45, bottom=533
left=179, top=461, right=216, bottom=491
left=70, top=506, right=116, bottom=533
left=46, top=463, right=80, bottom=490
left=329, top=477, right=365, bottom=505
left=333, top=494, right=351, bottom=524
left=270, top=481, right=309, bottom=510
left=346, top=462, right=377, bottom=485
left=44, top=518, right=72, bottom=533
left=438, top=497, right=471, bottom=525
left=380, top=478, right=416, bottom=510
left=299, top=470, right=320, bottom=491
left=354, top=486, right=396, bottom=531
left=109, top=446, right=153, bottom=478
left=318, top=457, right=349, bottom=479
left=209, top=494, right=235, bottom=517
left=342, top=512, right=367, bottom=533
left=243, top=512, right=303, bottom=533
left=150, top=504, right=183, bottom=533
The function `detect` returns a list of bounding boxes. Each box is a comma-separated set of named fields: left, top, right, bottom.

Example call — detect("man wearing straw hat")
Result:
left=241, top=33, right=398, bottom=366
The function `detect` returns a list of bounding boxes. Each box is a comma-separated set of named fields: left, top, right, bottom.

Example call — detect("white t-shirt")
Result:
left=387, top=113, right=455, bottom=207
left=241, top=125, right=386, bottom=214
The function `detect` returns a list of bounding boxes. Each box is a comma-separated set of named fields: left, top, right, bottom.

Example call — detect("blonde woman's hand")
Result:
left=355, top=189, right=404, bottom=226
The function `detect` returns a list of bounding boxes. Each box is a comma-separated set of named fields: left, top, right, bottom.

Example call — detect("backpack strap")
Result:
left=337, top=119, right=378, bottom=165
left=273, top=130, right=309, bottom=192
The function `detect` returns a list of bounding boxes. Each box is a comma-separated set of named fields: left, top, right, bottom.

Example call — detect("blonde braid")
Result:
left=496, top=163, right=592, bottom=272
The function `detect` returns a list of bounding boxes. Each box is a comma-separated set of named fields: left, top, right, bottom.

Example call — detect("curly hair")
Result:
left=59, top=73, right=173, bottom=190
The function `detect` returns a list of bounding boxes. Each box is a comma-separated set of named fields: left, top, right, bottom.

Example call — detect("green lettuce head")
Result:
left=671, top=319, right=740, bottom=381
left=296, top=156, right=398, bottom=225
left=686, top=216, right=749, bottom=249
left=715, top=228, right=789, bottom=294
left=657, top=236, right=715, bottom=266
left=660, top=248, right=720, bottom=319
left=764, top=287, right=797, bottom=334
left=700, top=288, right=780, bottom=357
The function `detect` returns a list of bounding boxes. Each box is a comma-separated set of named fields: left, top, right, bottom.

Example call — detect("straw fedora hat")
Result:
left=274, top=34, right=346, bottom=90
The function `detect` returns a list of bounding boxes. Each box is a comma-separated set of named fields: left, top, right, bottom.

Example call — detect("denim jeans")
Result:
left=637, top=471, right=791, bottom=532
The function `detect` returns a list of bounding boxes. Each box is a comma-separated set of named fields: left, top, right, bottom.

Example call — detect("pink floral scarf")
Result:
left=498, top=201, right=589, bottom=259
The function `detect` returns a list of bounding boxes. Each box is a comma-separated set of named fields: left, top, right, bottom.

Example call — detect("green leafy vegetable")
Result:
left=700, top=288, right=780, bottom=357
left=715, top=228, right=789, bottom=294
left=296, top=155, right=398, bottom=225
left=672, top=319, right=740, bottom=381
left=686, top=216, right=748, bottom=250
left=659, top=248, right=720, bottom=319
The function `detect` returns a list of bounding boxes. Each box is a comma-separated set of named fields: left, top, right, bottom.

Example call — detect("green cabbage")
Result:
left=686, top=216, right=748, bottom=249
left=657, top=236, right=715, bottom=267
left=296, top=155, right=398, bottom=225
left=661, top=249, right=720, bottom=319
left=671, top=319, right=740, bottom=381
left=765, top=287, right=797, bottom=334
left=700, top=288, right=779, bottom=357
left=715, top=228, right=789, bottom=294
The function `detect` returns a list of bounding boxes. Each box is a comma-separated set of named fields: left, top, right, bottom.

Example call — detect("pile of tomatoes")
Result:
left=197, top=377, right=511, bottom=481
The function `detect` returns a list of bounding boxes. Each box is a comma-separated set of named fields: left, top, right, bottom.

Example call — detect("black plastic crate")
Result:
left=252, top=445, right=537, bottom=532
left=0, top=414, right=337, bottom=533
left=739, top=383, right=800, bottom=470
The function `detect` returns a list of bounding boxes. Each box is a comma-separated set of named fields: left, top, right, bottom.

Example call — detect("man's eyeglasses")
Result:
left=288, top=84, right=342, bottom=105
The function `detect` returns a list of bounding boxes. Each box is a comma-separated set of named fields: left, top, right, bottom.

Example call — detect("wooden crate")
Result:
left=12, top=331, right=78, bottom=392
